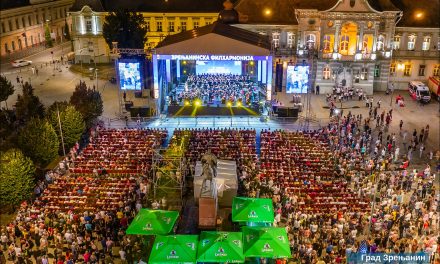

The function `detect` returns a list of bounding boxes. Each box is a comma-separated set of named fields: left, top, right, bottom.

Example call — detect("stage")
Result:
left=167, top=104, right=260, bottom=116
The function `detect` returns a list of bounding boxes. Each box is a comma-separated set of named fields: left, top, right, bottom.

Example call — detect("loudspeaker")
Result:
left=124, top=101, right=133, bottom=111
left=275, top=63, right=283, bottom=92
left=278, top=107, right=299, bottom=118
left=129, top=107, right=151, bottom=117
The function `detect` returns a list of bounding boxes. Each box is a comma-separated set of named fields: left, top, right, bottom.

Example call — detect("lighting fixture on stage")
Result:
left=227, top=101, right=232, bottom=107
left=184, top=100, right=190, bottom=106
left=194, top=100, right=201, bottom=106
left=237, top=101, right=242, bottom=107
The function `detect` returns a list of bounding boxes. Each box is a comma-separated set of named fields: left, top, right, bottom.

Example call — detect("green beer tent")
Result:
left=232, top=197, right=274, bottom=223
left=149, top=235, right=198, bottom=264
left=242, top=227, right=291, bottom=258
left=197, top=231, right=245, bottom=263
left=126, top=209, right=179, bottom=236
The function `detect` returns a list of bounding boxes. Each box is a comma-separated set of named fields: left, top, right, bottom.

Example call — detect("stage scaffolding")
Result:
left=151, top=141, right=187, bottom=209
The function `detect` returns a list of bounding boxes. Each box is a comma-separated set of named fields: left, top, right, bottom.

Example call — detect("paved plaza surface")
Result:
left=1, top=47, right=440, bottom=264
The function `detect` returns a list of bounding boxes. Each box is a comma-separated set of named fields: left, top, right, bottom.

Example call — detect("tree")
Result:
left=0, top=75, right=14, bottom=109
left=15, top=82, right=45, bottom=122
left=45, top=23, right=53, bottom=48
left=0, top=149, right=36, bottom=211
left=18, top=118, right=59, bottom=166
left=103, top=10, right=148, bottom=50
left=70, top=81, right=103, bottom=127
left=63, top=20, right=71, bottom=41
left=48, top=104, right=85, bottom=151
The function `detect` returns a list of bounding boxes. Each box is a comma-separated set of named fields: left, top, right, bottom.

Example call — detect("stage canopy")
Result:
left=155, top=21, right=270, bottom=56
left=149, top=235, right=198, bottom=264
left=242, top=226, right=291, bottom=259
left=197, top=231, right=245, bottom=263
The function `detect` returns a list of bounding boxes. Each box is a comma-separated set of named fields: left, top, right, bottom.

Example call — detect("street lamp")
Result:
left=78, top=47, right=88, bottom=78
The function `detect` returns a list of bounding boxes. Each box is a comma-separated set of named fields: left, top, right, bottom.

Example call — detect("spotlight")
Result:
left=237, top=101, right=242, bottom=107
left=194, top=100, right=201, bottom=106
left=184, top=100, right=190, bottom=106
left=227, top=101, right=232, bottom=107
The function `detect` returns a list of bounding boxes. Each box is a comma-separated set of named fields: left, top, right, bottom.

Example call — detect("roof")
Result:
left=156, top=21, right=270, bottom=50
left=0, top=0, right=29, bottom=10
left=70, top=0, right=104, bottom=12
left=391, top=0, right=439, bottom=28
left=102, top=0, right=232, bottom=13
left=234, top=0, right=401, bottom=25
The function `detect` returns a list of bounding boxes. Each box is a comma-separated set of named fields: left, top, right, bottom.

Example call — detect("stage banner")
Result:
left=275, top=63, right=283, bottom=92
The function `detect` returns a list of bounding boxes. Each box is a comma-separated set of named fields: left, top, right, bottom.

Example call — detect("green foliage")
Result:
left=0, top=75, right=14, bottom=108
left=48, top=104, right=85, bottom=150
left=45, top=23, right=53, bottom=48
left=69, top=81, right=103, bottom=127
left=0, top=149, right=36, bottom=210
left=63, top=21, right=71, bottom=41
left=103, top=10, right=148, bottom=49
left=15, top=82, right=45, bottom=122
left=18, top=118, right=59, bottom=166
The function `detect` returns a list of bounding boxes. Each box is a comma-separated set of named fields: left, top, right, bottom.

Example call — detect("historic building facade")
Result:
left=0, top=0, right=74, bottom=58
left=234, top=0, right=440, bottom=93
left=68, top=0, right=223, bottom=64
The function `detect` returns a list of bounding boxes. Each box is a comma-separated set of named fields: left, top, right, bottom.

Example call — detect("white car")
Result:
left=11, top=60, right=32, bottom=67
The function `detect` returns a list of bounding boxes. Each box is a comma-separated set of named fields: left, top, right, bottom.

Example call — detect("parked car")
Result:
left=11, top=60, right=32, bottom=67
left=408, top=81, right=431, bottom=103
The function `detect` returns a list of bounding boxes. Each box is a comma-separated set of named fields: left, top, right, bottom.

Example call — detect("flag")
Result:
left=359, top=240, right=368, bottom=254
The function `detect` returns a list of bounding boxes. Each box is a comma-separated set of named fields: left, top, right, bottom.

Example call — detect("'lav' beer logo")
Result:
left=262, top=243, right=273, bottom=252
left=248, top=210, right=258, bottom=218
left=215, top=247, right=227, bottom=257
left=142, top=222, right=153, bottom=231
left=167, top=249, right=179, bottom=259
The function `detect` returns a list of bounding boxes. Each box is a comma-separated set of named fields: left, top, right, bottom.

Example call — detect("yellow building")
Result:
left=68, top=0, right=224, bottom=63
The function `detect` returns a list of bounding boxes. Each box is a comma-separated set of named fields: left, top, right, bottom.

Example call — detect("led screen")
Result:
left=286, top=65, right=309, bottom=94
left=118, top=62, right=142, bottom=90
left=195, top=60, right=242, bottom=75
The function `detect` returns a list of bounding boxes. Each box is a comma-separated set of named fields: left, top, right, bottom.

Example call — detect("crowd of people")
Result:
left=1, top=110, right=439, bottom=263
left=1, top=128, right=165, bottom=263
left=172, top=74, right=261, bottom=106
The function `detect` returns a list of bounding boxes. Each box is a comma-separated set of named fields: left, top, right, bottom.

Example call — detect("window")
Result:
left=1, top=23, right=4, bottom=33
left=361, top=68, right=368, bottom=80
left=390, top=63, right=396, bottom=75
left=88, top=41, right=94, bottom=52
left=28, top=15, right=32, bottom=26
left=323, top=66, right=331, bottom=80
left=8, top=20, right=12, bottom=31
left=36, top=14, right=39, bottom=24
left=12, top=41, right=15, bottom=51
left=86, top=19, right=92, bottom=32
left=146, top=21, right=150, bottom=31
left=193, top=20, right=199, bottom=29
left=16, top=18, right=20, bottom=29
left=433, top=65, right=440, bottom=77
left=4, top=43, right=8, bottom=54
left=156, top=21, right=162, bottom=32
left=323, top=35, right=331, bottom=52
left=407, top=35, right=416, bottom=50
left=168, top=21, right=174, bottom=32
left=362, top=36, right=370, bottom=53
left=374, top=65, right=380, bottom=77
left=287, top=32, right=294, bottom=48
left=422, top=36, right=431, bottom=51
left=376, top=35, right=385, bottom=51
left=403, top=64, right=411, bottom=76
left=180, top=21, right=187, bottom=31
left=340, top=35, right=349, bottom=52
left=272, top=32, right=280, bottom=48
left=306, top=34, right=315, bottom=49
left=22, top=17, right=26, bottom=27
left=205, top=18, right=211, bottom=25
left=393, top=35, right=401, bottom=50
left=418, top=65, right=426, bottom=76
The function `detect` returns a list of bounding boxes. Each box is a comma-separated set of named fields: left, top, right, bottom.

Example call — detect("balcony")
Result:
left=272, top=47, right=297, bottom=57
left=392, top=49, right=440, bottom=59
left=319, top=52, right=374, bottom=61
